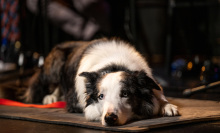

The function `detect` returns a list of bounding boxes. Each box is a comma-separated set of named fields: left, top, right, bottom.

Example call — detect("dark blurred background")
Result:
left=0, top=0, right=220, bottom=101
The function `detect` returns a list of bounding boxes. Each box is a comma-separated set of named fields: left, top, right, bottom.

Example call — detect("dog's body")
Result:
left=24, top=38, right=179, bottom=126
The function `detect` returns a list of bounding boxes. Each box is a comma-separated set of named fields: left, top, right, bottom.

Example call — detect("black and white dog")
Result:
left=24, top=38, right=179, bottom=126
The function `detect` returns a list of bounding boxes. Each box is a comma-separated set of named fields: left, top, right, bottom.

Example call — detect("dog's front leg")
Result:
left=153, top=89, right=179, bottom=116
left=43, top=87, right=60, bottom=104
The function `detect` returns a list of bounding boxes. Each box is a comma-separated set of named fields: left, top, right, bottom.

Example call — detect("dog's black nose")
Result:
left=105, top=113, right=118, bottom=126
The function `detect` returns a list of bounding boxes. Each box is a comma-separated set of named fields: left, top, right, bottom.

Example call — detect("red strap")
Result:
left=0, top=99, right=66, bottom=108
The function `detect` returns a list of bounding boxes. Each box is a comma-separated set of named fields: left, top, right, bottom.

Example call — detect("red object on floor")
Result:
left=0, top=99, right=66, bottom=108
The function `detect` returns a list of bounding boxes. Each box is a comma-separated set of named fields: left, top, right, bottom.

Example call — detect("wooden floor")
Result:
left=1, top=118, right=220, bottom=133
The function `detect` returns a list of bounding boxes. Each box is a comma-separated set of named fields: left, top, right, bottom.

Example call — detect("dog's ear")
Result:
left=79, top=72, right=99, bottom=82
left=79, top=72, right=100, bottom=93
left=79, top=72, right=100, bottom=106
left=136, top=71, right=161, bottom=94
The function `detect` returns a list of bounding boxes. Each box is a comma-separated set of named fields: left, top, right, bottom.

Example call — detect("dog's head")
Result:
left=80, top=70, right=160, bottom=126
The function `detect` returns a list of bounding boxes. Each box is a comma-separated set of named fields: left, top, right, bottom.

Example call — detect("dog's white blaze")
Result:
left=100, top=72, right=122, bottom=110
left=99, top=72, right=133, bottom=125
left=75, top=40, right=154, bottom=109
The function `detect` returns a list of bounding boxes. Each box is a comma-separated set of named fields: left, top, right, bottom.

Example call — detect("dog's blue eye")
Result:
left=98, top=94, right=104, bottom=100
left=122, top=92, right=128, bottom=97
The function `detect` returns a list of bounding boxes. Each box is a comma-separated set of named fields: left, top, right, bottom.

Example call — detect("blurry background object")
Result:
left=24, top=0, right=111, bottom=56
left=26, top=0, right=110, bottom=41
left=1, top=0, right=20, bottom=71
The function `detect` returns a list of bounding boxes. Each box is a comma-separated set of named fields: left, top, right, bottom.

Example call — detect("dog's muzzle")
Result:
left=104, top=112, right=118, bottom=126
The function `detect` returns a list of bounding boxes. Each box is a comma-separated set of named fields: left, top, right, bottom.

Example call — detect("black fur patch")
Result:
left=97, top=64, right=131, bottom=75
left=121, top=71, right=160, bottom=118
left=79, top=72, right=100, bottom=107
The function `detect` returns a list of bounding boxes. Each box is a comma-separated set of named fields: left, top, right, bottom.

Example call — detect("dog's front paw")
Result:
left=161, top=103, right=179, bottom=116
left=43, top=94, right=58, bottom=105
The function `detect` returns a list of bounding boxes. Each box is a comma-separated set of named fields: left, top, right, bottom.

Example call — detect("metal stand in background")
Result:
left=183, top=81, right=220, bottom=96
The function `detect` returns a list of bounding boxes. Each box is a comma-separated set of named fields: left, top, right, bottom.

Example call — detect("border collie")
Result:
left=23, top=38, right=179, bottom=126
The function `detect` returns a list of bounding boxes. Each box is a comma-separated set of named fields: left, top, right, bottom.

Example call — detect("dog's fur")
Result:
left=23, top=38, right=179, bottom=126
